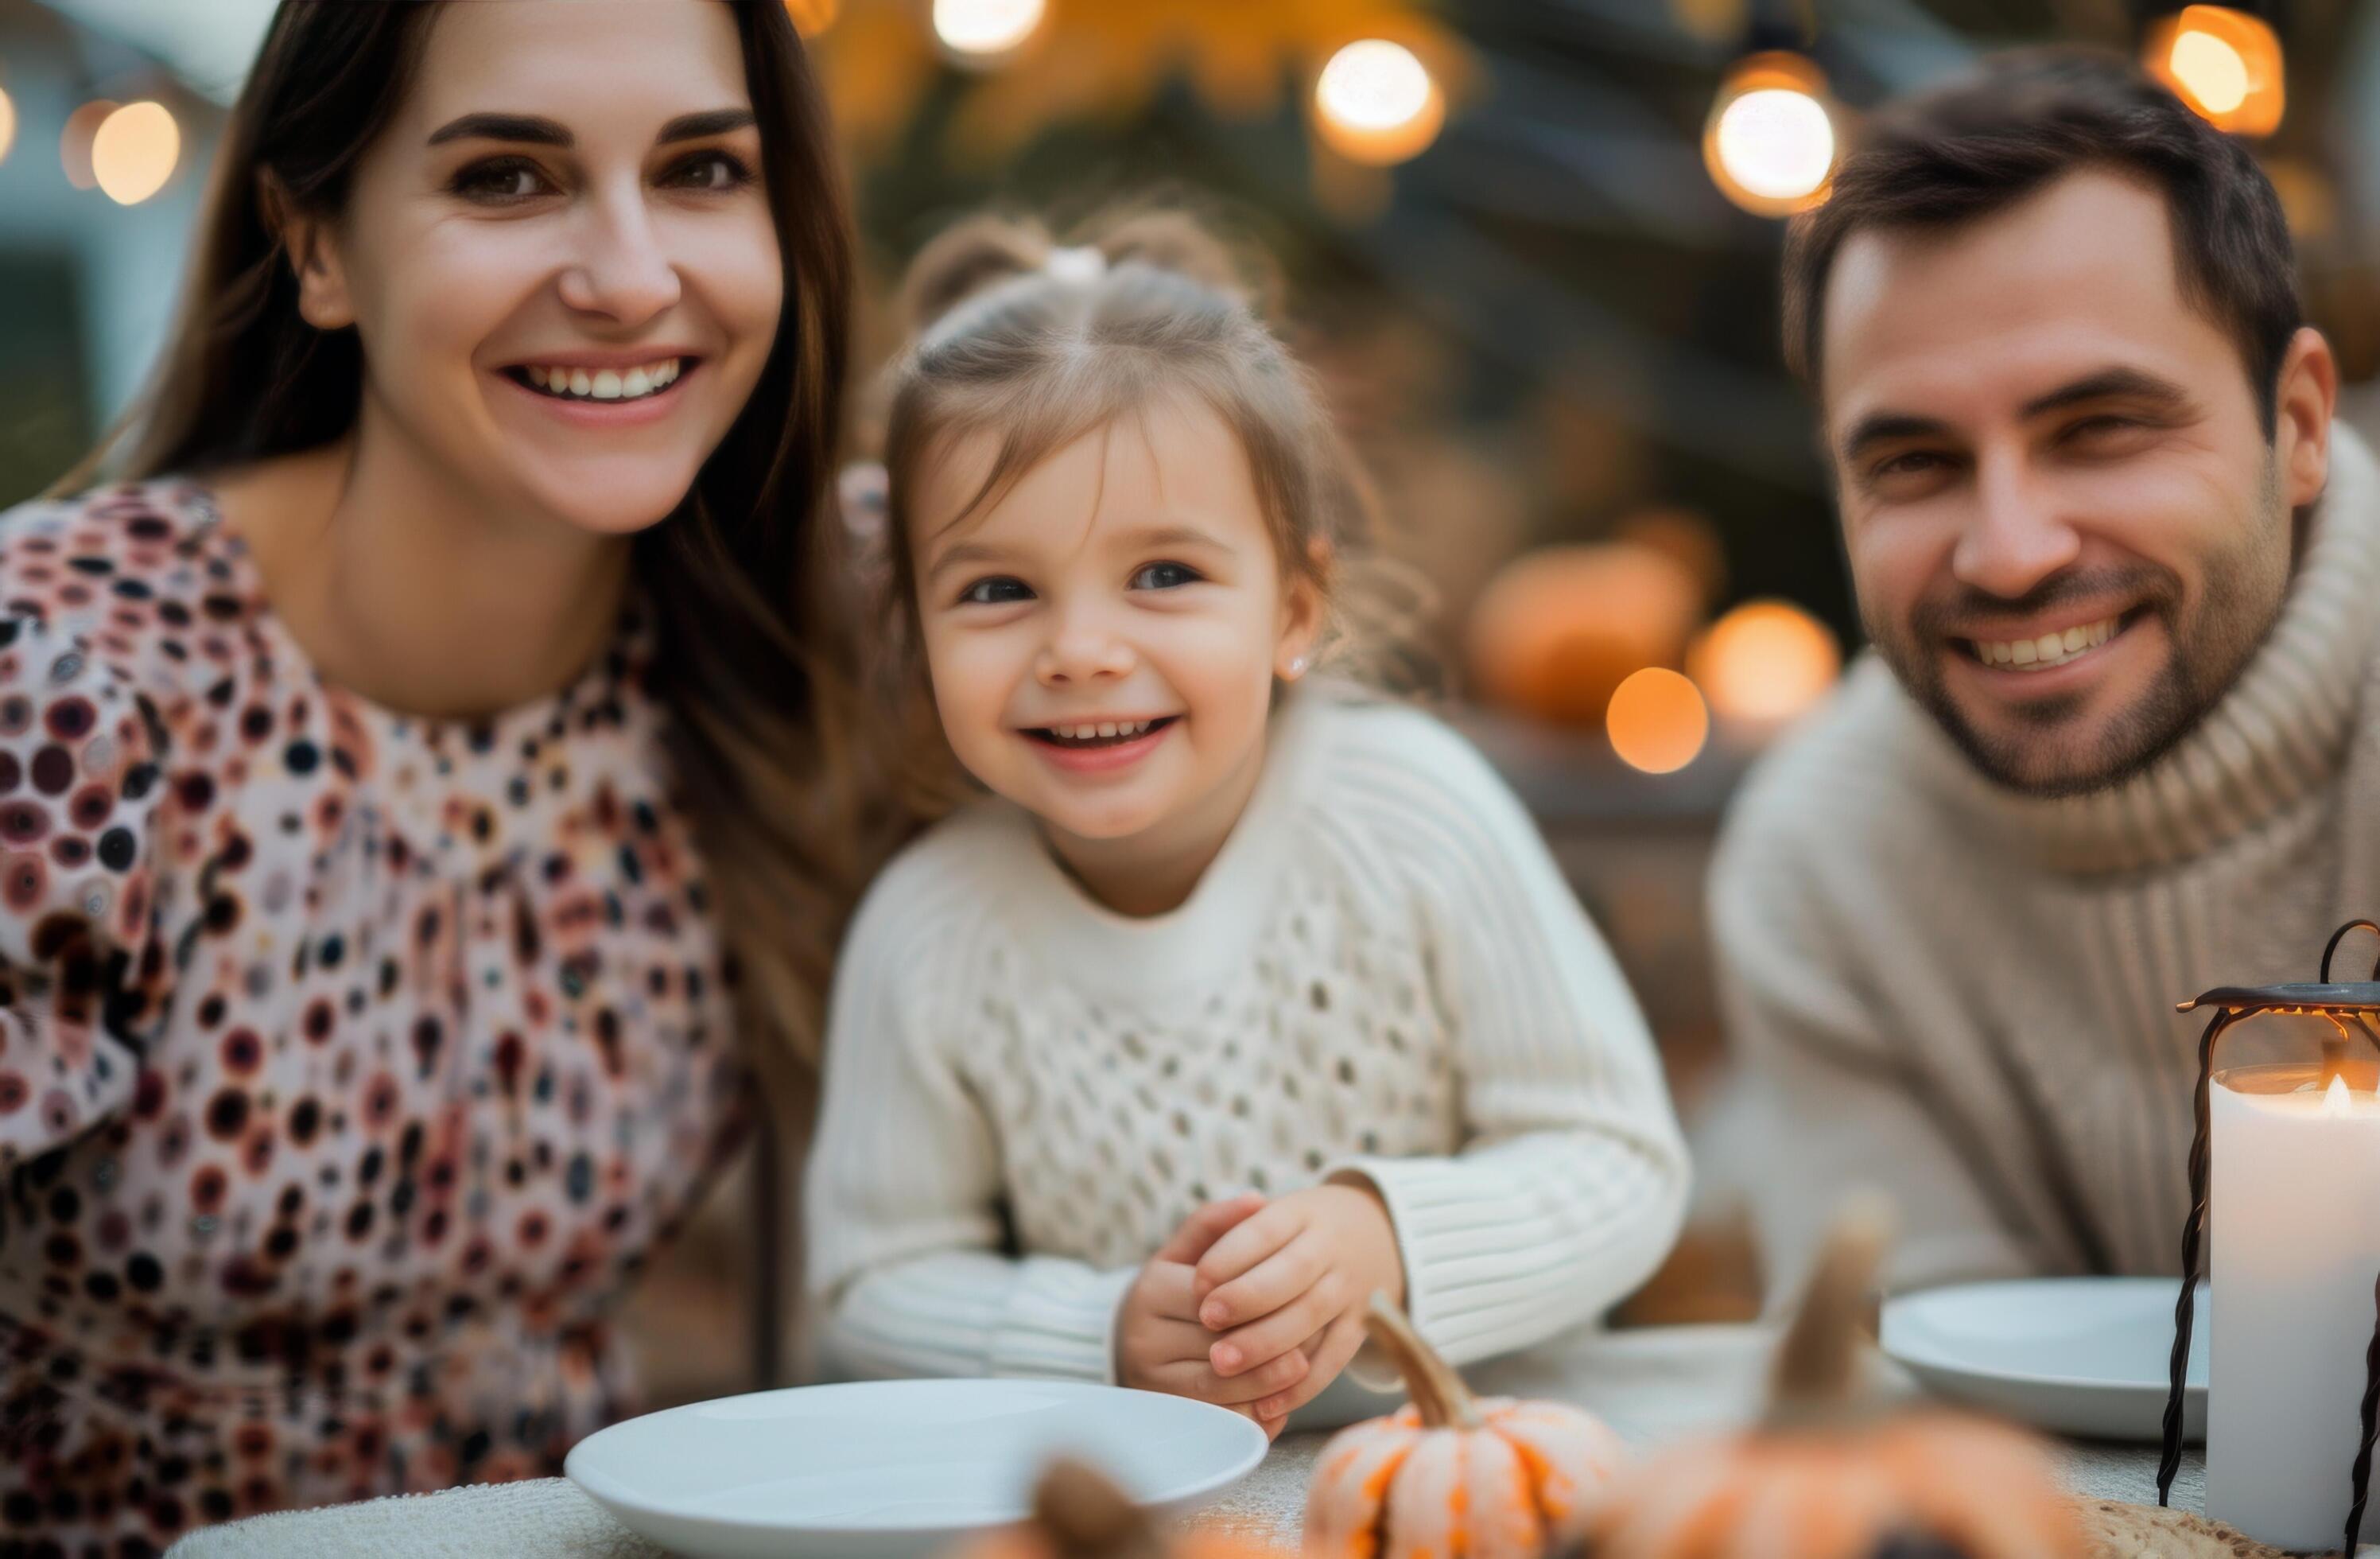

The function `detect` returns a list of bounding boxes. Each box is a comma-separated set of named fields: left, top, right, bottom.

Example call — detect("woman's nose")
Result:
left=556, top=185, right=682, bottom=325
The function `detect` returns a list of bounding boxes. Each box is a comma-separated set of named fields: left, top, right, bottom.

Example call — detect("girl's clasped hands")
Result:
left=1115, top=1185, right=1404, bottom=1436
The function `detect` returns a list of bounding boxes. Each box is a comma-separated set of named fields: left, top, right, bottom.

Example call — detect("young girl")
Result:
left=805, top=212, right=1689, bottom=1433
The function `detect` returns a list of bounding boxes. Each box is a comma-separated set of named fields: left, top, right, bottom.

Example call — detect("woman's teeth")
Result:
left=1970, top=616, right=2120, bottom=670
left=518, top=359, right=683, bottom=402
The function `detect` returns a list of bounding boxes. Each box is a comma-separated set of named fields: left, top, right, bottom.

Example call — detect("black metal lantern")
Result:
left=2159, top=919, right=2380, bottom=1557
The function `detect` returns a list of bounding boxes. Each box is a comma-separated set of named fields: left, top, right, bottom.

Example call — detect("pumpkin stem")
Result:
left=1768, top=1194, right=1895, bottom=1429
left=1363, top=1291, right=1484, bottom=1430
left=1030, top=1458, right=1167, bottom=1559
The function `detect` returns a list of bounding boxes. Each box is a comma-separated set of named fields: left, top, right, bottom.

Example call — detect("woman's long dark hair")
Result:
left=77, top=1, right=889, bottom=1094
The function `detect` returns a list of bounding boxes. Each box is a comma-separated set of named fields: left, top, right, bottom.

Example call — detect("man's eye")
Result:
left=450, top=158, right=555, bottom=203
left=1873, top=451, right=1947, bottom=480
left=1130, top=562, right=1202, bottom=591
left=958, top=577, right=1032, bottom=606
left=2064, top=414, right=2138, bottom=442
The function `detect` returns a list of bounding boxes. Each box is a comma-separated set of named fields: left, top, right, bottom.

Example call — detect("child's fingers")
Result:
left=1200, top=1345, right=1310, bottom=1406
left=1136, top=1260, right=1205, bottom=1323
left=1192, top=1203, right=1303, bottom=1312
left=1196, top=1231, right=1323, bottom=1332
left=1152, top=1347, right=1307, bottom=1407
left=1249, top=1312, right=1369, bottom=1421
left=1135, top=1316, right=1218, bottom=1362
left=1209, top=1277, right=1340, bottom=1376
left=1226, top=1404, right=1289, bottom=1442
left=1154, top=1194, right=1268, bottom=1265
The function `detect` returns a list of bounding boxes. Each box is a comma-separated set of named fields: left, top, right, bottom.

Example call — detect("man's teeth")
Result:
left=1970, top=616, right=2120, bottom=670
left=522, top=359, right=683, bottom=402
left=1047, top=720, right=1157, bottom=741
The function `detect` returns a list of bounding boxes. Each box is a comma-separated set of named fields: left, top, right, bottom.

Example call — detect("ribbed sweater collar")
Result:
left=1919, top=425, right=2380, bottom=877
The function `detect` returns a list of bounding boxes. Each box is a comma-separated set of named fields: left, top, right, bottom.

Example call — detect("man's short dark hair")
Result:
left=1784, top=49, right=2300, bottom=433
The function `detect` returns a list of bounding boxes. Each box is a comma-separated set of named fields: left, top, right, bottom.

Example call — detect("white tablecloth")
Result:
left=169, top=1324, right=2204, bottom=1557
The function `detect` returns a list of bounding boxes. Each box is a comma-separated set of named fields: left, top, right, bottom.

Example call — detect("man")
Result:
left=1712, top=49, right=2378, bottom=1299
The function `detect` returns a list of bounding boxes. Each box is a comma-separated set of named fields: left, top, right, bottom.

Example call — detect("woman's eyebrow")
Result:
left=425, top=108, right=755, bottom=150
left=658, top=109, right=757, bottom=143
left=427, top=113, right=571, bottom=148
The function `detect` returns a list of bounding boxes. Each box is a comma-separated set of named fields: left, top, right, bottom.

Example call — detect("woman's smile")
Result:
left=496, top=352, right=702, bottom=426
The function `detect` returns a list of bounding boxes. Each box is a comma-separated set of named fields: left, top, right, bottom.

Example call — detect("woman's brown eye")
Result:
left=452, top=159, right=551, bottom=201
left=666, top=153, right=753, bottom=191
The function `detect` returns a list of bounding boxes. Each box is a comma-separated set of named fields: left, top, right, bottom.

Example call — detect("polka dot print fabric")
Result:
left=0, top=482, right=742, bottom=1553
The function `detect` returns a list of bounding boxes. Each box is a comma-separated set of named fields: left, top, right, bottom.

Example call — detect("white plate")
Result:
left=1881, top=1277, right=2208, bottom=1443
left=565, top=1378, right=1270, bottom=1559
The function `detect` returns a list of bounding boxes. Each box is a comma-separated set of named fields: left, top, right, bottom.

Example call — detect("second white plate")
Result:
left=1880, top=1277, right=2207, bottom=1442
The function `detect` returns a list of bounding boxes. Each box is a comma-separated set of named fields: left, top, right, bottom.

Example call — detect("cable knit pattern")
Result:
left=1713, top=426, right=2380, bottom=1303
left=805, top=689, right=1689, bottom=1384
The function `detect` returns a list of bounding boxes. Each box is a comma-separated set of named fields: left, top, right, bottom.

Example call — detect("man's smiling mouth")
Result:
left=1961, top=608, right=2146, bottom=671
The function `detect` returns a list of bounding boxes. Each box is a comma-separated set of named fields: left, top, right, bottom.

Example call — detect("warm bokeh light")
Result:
left=1702, top=52, right=1837, bottom=217
left=1468, top=543, right=1702, bottom=728
left=91, top=101, right=179, bottom=206
left=1607, top=668, right=1709, bottom=775
left=931, top=0, right=1046, bottom=61
left=0, top=87, right=16, bottom=169
left=1688, top=601, right=1842, bottom=725
left=60, top=99, right=118, bottom=191
left=2262, top=156, right=2335, bottom=240
left=784, top=0, right=838, bottom=37
left=2146, top=6, right=2284, bottom=137
left=1314, top=39, right=1444, bottom=166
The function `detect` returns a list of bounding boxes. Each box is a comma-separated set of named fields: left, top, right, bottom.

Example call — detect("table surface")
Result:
left=168, top=1324, right=2205, bottom=1557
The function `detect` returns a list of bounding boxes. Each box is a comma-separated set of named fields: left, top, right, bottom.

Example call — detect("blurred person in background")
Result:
left=0, top=1, right=887, bottom=1547
left=1711, top=52, right=2368, bottom=1304
left=804, top=210, right=1687, bottom=1434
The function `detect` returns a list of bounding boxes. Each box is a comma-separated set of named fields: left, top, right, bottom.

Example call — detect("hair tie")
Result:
left=1044, top=246, right=1107, bottom=284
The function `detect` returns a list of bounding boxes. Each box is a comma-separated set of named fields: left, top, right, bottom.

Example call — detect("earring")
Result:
left=1286, top=656, right=1308, bottom=678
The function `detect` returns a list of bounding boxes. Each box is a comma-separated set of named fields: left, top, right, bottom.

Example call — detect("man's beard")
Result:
left=1867, top=475, right=2293, bottom=799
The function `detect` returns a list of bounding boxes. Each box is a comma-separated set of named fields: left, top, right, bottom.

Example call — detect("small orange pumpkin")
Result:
left=957, top=1457, right=1281, bottom=1559
left=1582, top=1203, right=2091, bottom=1559
left=1305, top=1295, right=1632, bottom=1558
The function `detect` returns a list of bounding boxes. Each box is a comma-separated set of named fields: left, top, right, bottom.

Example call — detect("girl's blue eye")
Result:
left=1130, top=562, right=1201, bottom=591
left=959, top=577, right=1032, bottom=606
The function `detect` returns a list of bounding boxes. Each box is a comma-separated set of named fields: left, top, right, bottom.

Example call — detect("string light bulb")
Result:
left=1314, top=40, right=1444, bottom=166
left=2145, top=6, right=2284, bottom=136
left=930, top=0, right=1046, bottom=64
left=60, top=99, right=118, bottom=191
left=91, top=101, right=178, bottom=205
left=1703, top=51, right=1838, bottom=217
left=1687, top=601, right=1840, bottom=726
left=1606, top=668, right=1710, bottom=775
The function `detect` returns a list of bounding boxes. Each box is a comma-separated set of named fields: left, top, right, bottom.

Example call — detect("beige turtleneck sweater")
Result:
left=1712, top=426, right=2380, bottom=1303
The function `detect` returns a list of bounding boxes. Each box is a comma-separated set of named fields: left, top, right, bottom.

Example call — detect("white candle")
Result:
left=2208, top=1063, right=2380, bottom=1549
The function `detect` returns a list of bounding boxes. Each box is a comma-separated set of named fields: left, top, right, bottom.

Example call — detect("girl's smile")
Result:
left=1023, top=713, right=1181, bottom=775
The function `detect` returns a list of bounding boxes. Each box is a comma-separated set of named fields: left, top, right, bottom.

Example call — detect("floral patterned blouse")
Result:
left=0, top=480, right=743, bottom=1553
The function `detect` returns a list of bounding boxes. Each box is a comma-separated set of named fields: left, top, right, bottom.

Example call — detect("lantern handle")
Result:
left=2160, top=1005, right=2236, bottom=1507
left=2321, top=919, right=2380, bottom=984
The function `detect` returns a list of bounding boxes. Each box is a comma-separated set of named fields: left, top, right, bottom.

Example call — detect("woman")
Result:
left=0, top=2, right=876, bottom=1549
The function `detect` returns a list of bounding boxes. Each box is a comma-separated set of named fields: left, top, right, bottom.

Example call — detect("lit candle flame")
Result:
left=2324, top=1072, right=2354, bottom=1116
